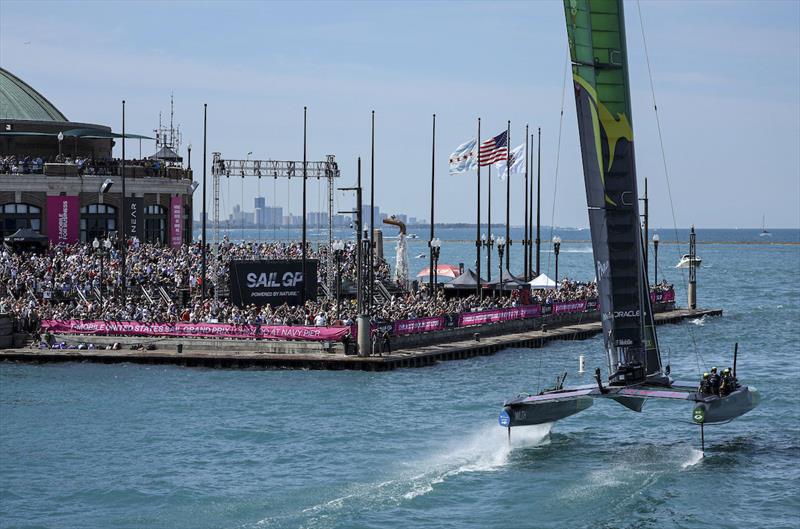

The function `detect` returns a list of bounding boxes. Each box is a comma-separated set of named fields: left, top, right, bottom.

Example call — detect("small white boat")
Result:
left=415, top=253, right=426, bottom=259
left=408, top=233, right=419, bottom=239
left=760, top=214, right=771, bottom=237
left=675, top=254, right=702, bottom=269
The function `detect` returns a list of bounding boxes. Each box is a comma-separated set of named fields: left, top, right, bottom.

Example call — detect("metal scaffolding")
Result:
left=210, top=153, right=341, bottom=299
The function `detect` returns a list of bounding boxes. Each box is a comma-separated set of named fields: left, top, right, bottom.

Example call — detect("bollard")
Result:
left=177, top=343, right=183, bottom=354
left=474, top=333, right=480, bottom=342
left=578, top=354, right=585, bottom=374
left=542, top=324, right=548, bottom=333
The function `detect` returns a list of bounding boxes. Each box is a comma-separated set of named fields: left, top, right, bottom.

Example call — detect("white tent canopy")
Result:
left=529, top=273, right=557, bottom=290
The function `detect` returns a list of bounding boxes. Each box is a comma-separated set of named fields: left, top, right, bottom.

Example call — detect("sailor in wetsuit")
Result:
left=709, top=367, right=721, bottom=396
left=720, top=368, right=735, bottom=396
left=698, top=373, right=711, bottom=395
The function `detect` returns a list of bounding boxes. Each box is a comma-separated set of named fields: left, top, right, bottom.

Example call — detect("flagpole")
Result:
left=370, top=110, right=375, bottom=313
left=536, top=127, right=542, bottom=276
left=524, top=124, right=529, bottom=282
left=528, top=132, right=533, bottom=278
left=486, top=164, right=491, bottom=282
left=505, top=120, right=511, bottom=272
left=302, top=106, right=307, bottom=304
left=475, top=118, right=481, bottom=298
left=429, top=113, right=436, bottom=297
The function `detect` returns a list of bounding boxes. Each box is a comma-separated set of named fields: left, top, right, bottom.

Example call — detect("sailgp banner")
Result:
left=46, top=195, right=79, bottom=244
left=393, top=316, right=445, bottom=335
left=459, top=305, right=541, bottom=327
left=40, top=320, right=348, bottom=342
left=169, top=195, right=182, bottom=248
left=553, top=300, right=588, bottom=314
left=229, top=260, right=318, bottom=307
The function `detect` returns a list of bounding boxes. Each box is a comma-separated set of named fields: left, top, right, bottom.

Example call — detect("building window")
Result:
left=80, top=204, right=117, bottom=242
left=0, top=203, right=42, bottom=238
left=144, top=205, right=166, bottom=243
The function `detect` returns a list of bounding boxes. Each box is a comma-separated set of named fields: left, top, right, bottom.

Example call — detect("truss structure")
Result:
left=211, top=153, right=341, bottom=299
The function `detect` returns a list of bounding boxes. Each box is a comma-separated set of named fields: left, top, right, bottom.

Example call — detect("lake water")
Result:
left=1, top=228, right=798, bottom=528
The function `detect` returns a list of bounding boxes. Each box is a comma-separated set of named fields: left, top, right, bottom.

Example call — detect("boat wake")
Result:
left=681, top=448, right=704, bottom=469
left=257, top=423, right=551, bottom=528
left=691, top=315, right=706, bottom=326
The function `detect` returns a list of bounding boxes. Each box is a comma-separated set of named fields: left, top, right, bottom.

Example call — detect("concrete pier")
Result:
left=0, top=307, right=721, bottom=371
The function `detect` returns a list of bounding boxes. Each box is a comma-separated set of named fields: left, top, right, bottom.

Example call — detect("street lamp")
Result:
left=430, top=237, right=442, bottom=299
left=553, top=235, right=562, bottom=289
left=332, top=239, right=345, bottom=319
left=481, top=233, right=495, bottom=281
left=57, top=131, right=64, bottom=158
left=187, top=143, right=192, bottom=170
left=497, top=236, right=506, bottom=297
left=653, top=233, right=660, bottom=286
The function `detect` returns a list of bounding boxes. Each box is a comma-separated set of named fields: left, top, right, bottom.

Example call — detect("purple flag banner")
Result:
left=46, top=195, right=79, bottom=244
left=170, top=195, right=183, bottom=248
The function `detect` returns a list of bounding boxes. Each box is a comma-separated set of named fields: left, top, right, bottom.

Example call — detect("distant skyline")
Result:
left=1, top=0, right=798, bottom=228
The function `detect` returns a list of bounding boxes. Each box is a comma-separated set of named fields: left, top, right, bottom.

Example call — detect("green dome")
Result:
left=0, top=67, right=68, bottom=122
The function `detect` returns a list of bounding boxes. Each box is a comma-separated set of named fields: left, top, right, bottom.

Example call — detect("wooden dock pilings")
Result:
left=0, top=308, right=721, bottom=371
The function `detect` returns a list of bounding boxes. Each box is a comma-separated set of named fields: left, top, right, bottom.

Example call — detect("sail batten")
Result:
left=564, top=0, right=661, bottom=385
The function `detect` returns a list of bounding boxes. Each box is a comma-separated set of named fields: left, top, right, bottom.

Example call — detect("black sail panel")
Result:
left=564, top=0, right=661, bottom=384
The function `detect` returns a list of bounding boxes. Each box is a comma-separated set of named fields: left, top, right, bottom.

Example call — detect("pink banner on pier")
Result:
left=393, top=316, right=445, bottom=335
left=458, top=305, right=541, bottom=327
left=46, top=195, right=79, bottom=244
left=169, top=195, right=183, bottom=248
left=651, top=289, right=675, bottom=303
left=41, top=320, right=350, bottom=342
left=552, top=300, right=588, bottom=315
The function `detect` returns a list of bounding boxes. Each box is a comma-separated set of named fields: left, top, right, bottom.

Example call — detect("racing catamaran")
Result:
left=499, top=0, right=760, bottom=451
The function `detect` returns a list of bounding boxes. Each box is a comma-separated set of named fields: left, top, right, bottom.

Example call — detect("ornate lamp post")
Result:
left=653, top=233, right=660, bottom=286
left=553, top=235, right=561, bottom=289
left=430, top=237, right=442, bottom=299
left=481, top=233, right=495, bottom=282
left=332, top=239, right=345, bottom=320
left=497, top=236, right=506, bottom=297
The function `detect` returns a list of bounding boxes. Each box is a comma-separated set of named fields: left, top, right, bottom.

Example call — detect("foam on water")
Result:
left=681, top=448, right=704, bottom=469
left=259, top=423, right=552, bottom=528
left=691, top=315, right=707, bottom=326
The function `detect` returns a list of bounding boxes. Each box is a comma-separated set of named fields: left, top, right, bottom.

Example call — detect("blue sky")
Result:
left=1, top=0, right=798, bottom=228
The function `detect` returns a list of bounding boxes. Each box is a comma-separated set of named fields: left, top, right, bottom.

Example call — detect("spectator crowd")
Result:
left=0, top=239, right=670, bottom=334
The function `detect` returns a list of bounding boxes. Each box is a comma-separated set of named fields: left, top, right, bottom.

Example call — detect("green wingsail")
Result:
left=563, top=0, right=661, bottom=384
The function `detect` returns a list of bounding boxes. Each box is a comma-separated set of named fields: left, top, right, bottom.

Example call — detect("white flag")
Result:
left=495, top=143, right=525, bottom=181
left=448, top=138, right=478, bottom=175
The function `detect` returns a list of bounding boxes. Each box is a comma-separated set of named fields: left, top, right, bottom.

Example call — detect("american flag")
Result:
left=479, top=130, right=508, bottom=166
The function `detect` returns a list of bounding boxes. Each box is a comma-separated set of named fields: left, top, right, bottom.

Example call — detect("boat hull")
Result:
left=692, top=386, right=761, bottom=424
left=500, top=397, right=594, bottom=427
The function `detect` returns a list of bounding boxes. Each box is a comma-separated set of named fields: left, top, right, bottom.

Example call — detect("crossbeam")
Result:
left=212, top=155, right=340, bottom=179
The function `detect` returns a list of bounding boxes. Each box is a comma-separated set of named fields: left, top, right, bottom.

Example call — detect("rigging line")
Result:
left=636, top=0, right=705, bottom=373
left=547, top=52, right=569, bottom=278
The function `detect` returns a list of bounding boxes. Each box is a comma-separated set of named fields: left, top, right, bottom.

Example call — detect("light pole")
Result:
left=187, top=143, right=192, bottom=170
left=332, top=239, right=345, bottom=320
left=553, top=235, right=561, bottom=289
left=481, top=233, right=495, bottom=282
left=57, top=131, right=64, bottom=158
left=92, top=237, right=112, bottom=307
left=430, top=237, right=442, bottom=299
left=497, top=236, right=506, bottom=297
left=653, top=233, right=660, bottom=286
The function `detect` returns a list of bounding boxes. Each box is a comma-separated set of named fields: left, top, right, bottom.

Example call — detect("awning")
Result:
left=529, top=273, right=557, bottom=290
left=416, top=264, right=461, bottom=282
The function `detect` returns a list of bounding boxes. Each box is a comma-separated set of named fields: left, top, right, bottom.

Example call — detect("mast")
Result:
left=563, top=0, right=662, bottom=385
